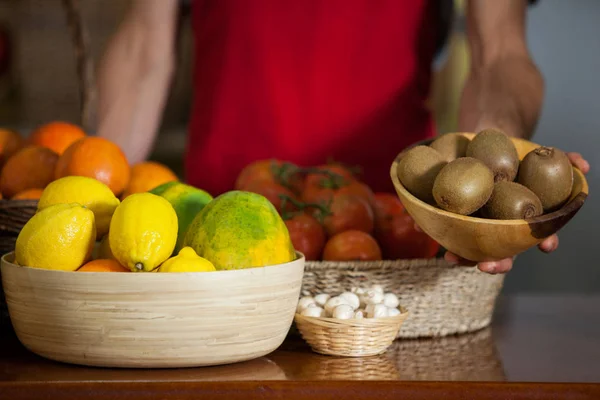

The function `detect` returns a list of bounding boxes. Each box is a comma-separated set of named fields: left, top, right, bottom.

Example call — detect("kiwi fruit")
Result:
left=466, top=128, right=519, bottom=182
left=432, top=157, right=495, bottom=215
left=480, top=181, right=543, bottom=220
left=397, top=145, right=447, bottom=204
left=430, top=133, right=471, bottom=162
left=517, top=146, right=574, bottom=212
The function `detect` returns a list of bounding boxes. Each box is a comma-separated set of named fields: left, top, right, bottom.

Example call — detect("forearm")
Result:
left=458, top=0, right=544, bottom=140
left=459, top=55, right=544, bottom=139
left=95, top=1, right=177, bottom=164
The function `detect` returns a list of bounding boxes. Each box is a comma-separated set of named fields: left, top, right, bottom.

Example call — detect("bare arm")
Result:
left=95, top=0, right=179, bottom=163
left=459, top=0, right=544, bottom=139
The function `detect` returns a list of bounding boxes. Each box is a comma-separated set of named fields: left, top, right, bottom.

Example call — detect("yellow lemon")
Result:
left=37, top=176, right=120, bottom=239
left=15, top=203, right=96, bottom=271
left=109, top=192, right=178, bottom=272
left=158, top=247, right=216, bottom=273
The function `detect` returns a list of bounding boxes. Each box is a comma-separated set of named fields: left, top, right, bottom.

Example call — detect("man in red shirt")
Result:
left=95, top=0, right=589, bottom=273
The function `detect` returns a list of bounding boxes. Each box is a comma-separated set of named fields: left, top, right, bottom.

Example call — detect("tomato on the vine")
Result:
left=284, top=213, right=326, bottom=261
left=376, top=213, right=440, bottom=260
left=321, top=193, right=374, bottom=237
left=235, top=159, right=304, bottom=194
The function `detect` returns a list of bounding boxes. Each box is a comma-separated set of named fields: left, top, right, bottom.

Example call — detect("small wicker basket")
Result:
left=301, top=259, right=505, bottom=339
left=294, top=307, right=409, bottom=357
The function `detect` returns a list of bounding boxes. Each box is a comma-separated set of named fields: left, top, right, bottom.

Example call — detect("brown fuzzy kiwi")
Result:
left=430, top=133, right=471, bottom=162
left=480, top=181, right=543, bottom=220
left=517, top=146, right=574, bottom=212
left=466, top=128, right=520, bottom=182
left=397, top=145, right=447, bottom=204
left=432, top=157, right=495, bottom=215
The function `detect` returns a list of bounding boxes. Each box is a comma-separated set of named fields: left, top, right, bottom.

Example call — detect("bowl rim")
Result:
left=390, top=132, right=589, bottom=227
left=0, top=251, right=306, bottom=276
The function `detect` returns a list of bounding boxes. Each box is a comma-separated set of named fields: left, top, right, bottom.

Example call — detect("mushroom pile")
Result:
left=296, top=285, right=402, bottom=319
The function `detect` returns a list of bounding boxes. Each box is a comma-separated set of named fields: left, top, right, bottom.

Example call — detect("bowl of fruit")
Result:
left=391, top=130, right=589, bottom=262
left=1, top=177, right=305, bottom=368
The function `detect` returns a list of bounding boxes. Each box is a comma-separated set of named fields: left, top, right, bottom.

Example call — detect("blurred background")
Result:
left=0, top=0, right=597, bottom=293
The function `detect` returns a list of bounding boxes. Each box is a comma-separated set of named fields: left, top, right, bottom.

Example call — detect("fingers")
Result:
left=567, top=152, right=590, bottom=174
left=444, top=251, right=513, bottom=274
left=444, top=252, right=477, bottom=266
left=538, top=234, right=559, bottom=253
left=477, top=258, right=513, bottom=274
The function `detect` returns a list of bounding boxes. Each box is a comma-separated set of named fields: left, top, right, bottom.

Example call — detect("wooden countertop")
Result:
left=1, top=294, right=599, bottom=399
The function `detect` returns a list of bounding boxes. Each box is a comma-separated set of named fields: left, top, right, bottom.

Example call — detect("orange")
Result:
left=122, top=161, right=178, bottom=199
left=12, top=188, right=44, bottom=200
left=0, top=146, right=59, bottom=199
left=28, top=121, right=86, bottom=155
left=54, top=137, right=130, bottom=196
left=0, top=128, right=24, bottom=167
left=77, top=259, right=130, bottom=272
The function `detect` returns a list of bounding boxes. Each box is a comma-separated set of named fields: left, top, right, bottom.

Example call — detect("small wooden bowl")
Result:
left=0, top=252, right=305, bottom=368
left=294, top=307, right=409, bottom=357
left=390, top=133, right=589, bottom=262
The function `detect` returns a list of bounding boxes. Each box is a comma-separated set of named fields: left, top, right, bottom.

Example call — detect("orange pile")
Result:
left=0, top=122, right=179, bottom=201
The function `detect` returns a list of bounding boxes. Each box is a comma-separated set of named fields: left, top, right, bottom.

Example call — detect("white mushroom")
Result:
left=339, top=292, right=361, bottom=310
left=371, top=284, right=385, bottom=294
left=383, top=293, right=400, bottom=309
left=296, top=296, right=316, bottom=313
left=324, top=296, right=350, bottom=316
left=387, top=307, right=401, bottom=317
left=313, top=293, right=330, bottom=307
left=354, top=310, right=364, bottom=319
left=361, top=289, right=384, bottom=305
left=366, top=304, right=389, bottom=318
left=301, top=305, right=325, bottom=318
left=351, top=287, right=366, bottom=295
left=332, top=304, right=354, bottom=319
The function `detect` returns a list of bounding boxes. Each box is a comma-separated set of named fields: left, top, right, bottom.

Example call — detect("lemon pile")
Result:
left=14, top=176, right=216, bottom=273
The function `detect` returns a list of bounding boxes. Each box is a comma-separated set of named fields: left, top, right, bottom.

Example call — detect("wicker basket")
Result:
left=0, top=199, right=38, bottom=328
left=300, top=259, right=505, bottom=339
left=294, top=307, right=409, bottom=357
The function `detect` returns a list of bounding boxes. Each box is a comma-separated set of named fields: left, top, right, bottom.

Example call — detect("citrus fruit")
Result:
left=151, top=181, right=213, bottom=253
left=121, top=161, right=178, bottom=199
left=15, top=203, right=96, bottom=271
left=78, top=259, right=129, bottom=272
left=158, top=247, right=216, bottom=273
left=11, top=188, right=44, bottom=200
left=148, top=181, right=179, bottom=196
left=183, top=190, right=296, bottom=270
left=109, top=192, right=178, bottom=272
left=54, top=137, right=130, bottom=196
left=28, top=121, right=86, bottom=155
left=0, top=146, right=59, bottom=198
left=0, top=128, right=24, bottom=167
left=37, top=176, right=120, bottom=239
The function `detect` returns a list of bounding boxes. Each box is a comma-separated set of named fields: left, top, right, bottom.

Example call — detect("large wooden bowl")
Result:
left=0, top=252, right=305, bottom=368
left=390, top=133, right=589, bottom=262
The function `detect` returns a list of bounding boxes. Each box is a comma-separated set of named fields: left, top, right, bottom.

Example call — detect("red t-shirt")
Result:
left=186, top=0, right=439, bottom=196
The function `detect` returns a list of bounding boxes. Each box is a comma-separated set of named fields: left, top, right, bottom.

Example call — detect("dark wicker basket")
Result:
left=0, top=199, right=38, bottom=328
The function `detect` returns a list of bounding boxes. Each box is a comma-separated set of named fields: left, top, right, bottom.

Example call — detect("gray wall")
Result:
left=503, top=0, right=600, bottom=293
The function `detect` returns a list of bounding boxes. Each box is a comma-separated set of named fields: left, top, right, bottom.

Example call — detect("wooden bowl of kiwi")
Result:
left=390, top=131, right=589, bottom=262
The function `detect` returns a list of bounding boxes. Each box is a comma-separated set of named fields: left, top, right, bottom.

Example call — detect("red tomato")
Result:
left=304, top=164, right=355, bottom=191
left=323, top=230, right=382, bottom=261
left=235, top=159, right=304, bottom=194
left=322, top=193, right=374, bottom=237
left=284, top=213, right=326, bottom=261
left=243, top=180, right=299, bottom=213
left=301, top=184, right=336, bottom=205
left=338, top=181, right=375, bottom=207
left=372, top=192, right=405, bottom=234
left=375, top=214, right=440, bottom=260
